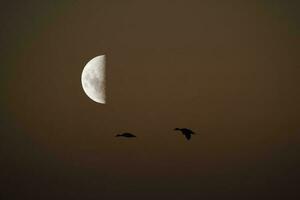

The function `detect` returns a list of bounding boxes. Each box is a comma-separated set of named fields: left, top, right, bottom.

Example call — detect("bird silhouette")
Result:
left=174, top=128, right=195, bottom=140
left=115, top=132, right=137, bottom=138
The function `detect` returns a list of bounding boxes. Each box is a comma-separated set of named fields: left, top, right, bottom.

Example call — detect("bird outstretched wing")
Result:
left=184, top=133, right=191, bottom=140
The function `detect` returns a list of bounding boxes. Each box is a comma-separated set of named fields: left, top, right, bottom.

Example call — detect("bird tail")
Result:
left=115, top=134, right=121, bottom=137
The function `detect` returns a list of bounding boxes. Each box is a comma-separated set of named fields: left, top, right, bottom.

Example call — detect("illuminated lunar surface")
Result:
left=81, top=55, right=106, bottom=104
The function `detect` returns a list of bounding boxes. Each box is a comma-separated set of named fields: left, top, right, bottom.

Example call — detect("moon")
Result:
left=81, top=55, right=106, bottom=104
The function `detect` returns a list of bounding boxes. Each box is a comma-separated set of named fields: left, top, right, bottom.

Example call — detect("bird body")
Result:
left=174, top=128, right=195, bottom=140
left=116, top=132, right=136, bottom=138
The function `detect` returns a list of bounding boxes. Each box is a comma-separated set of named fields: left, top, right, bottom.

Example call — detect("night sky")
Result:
left=1, top=1, right=300, bottom=199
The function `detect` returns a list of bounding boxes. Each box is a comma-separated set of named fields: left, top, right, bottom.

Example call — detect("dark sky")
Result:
left=1, top=1, right=300, bottom=199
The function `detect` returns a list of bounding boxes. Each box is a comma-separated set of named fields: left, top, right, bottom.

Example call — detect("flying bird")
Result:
left=115, top=133, right=137, bottom=138
left=174, top=128, right=195, bottom=140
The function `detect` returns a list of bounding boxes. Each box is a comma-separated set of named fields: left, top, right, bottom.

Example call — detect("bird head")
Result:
left=174, top=128, right=180, bottom=131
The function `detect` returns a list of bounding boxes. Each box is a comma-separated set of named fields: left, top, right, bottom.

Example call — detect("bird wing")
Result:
left=184, top=133, right=191, bottom=140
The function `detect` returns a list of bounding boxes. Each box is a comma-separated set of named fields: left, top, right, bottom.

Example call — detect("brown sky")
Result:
left=1, top=0, right=300, bottom=199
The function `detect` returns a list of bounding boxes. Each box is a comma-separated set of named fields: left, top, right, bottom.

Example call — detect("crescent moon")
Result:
left=81, top=55, right=106, bottom=104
